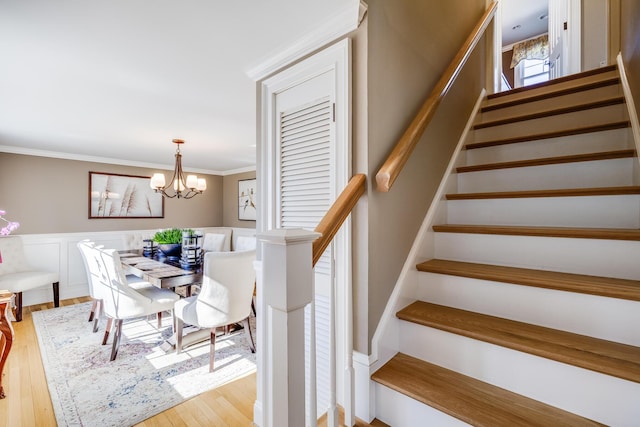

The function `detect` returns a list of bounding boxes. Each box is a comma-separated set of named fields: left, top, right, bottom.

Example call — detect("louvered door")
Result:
left=260, top=39, right=351, bottom=426
left=279, top=96, right=333, bottom=275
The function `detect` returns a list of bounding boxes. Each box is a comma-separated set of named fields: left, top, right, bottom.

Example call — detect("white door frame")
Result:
left=256, top=38, right=352, bottom=426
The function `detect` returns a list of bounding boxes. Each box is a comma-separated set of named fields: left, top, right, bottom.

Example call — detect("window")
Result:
left=515, top=58, right=550, bottom=88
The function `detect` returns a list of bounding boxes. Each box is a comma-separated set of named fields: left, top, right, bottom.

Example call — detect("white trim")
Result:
left=257, top=38, right=352, bottom=427
left=363, top=90, right=486, bottom=420
left=617, top=53, right=640, bottom=169
left=0, top=144, right=254, bottom=176
left=246, top=2, right=359, bottom=82
left=567, top=0, right=582, bottom=74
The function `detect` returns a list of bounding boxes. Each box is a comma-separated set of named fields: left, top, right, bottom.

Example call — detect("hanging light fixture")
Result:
left=150, top=139, right=207, bottom=199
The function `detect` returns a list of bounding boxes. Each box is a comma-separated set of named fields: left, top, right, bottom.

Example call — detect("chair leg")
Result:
left=175, top=317, right=184, bottom=354
left=103, top=317, right=113, bottom=345
left=209, top=327, right=217, bottom=373
left=14, top=292, right=23, bottom=322
left=88, top=300, right=98, bottom=322
left=92, top=300, right=102, bottom=333
left=52, top=282, right=60, bottom=308
left=110, top=319, right=123, bottom=361
left=157, top=311, right=162, bottom=329
left=243, top=317, right=256, bottom=353
left=251, top=296, right=257, bottom=317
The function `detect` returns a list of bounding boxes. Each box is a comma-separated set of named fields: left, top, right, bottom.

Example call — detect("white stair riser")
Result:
left=446, top=195, right=640, bottom=228
left=399, top=321, right=640, bottom=426
left=457, top=158, right=635, bottom=193
left=434, top=232, right=640, bottom=280
left=465, top=128, right=632, bottom=165
left=473, top=104, right=628, bottom=142
left=480, top=84, right=622, bottom=123
left=375, top=383, right=469, bottom=427
left=416, top=272, right=640, bottom=346
left=483, top=71, right=620, bottom=109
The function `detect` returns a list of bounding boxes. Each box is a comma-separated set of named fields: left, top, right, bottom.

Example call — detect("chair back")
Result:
left=0, top=236, right=30, bottom=275
left=77, top=241, right=152, bottom=319
left=197, top=250, right=256, bottom=326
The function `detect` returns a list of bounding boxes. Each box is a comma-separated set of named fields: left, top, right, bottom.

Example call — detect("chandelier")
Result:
left=150, top=139, right=207, bottom=199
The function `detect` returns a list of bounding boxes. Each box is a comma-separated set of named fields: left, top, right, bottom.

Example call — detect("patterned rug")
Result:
left=32, top=302, right=257, bottom=426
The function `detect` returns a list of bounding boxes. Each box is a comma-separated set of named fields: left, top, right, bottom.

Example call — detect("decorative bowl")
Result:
left=157, top=243, right=182, bottom=259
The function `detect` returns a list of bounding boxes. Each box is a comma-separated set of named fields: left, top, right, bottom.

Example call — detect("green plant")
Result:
left=152, top=228, right=194, bottom=244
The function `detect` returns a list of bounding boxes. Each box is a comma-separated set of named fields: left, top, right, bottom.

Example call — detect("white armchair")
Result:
left=77, top=241, right=180, bottom=361
left=174, top=250, right=256, bottom=372
left=0, top=236, right=59, bottom=321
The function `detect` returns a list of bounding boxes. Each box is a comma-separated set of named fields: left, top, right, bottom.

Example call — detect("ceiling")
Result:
left=0, top=0, right=357, bottom=175
left=501, top=0, right=549, bottom=46
left=1, top=1, right=547, bottom=175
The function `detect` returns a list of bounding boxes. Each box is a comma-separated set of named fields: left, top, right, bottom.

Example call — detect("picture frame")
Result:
left=238, top=178, right=257, bottom=221
left=89, top=172, right=164, bottom=218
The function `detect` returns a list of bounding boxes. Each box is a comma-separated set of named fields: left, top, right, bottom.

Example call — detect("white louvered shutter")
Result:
left=279, top=96, right=333, bottom=275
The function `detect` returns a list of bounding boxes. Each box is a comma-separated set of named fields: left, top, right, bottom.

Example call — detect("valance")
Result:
left=510, top=34, right=549, bottom=69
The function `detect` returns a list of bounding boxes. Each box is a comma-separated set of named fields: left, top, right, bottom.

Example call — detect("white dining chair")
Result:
left=0, top=236, right=59, bottom=321
left=174, top=250, right=256, bottom=372
left=77, top=241, right=180, bottom=361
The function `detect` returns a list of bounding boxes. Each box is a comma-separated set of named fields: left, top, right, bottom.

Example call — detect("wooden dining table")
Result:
left=118, top=249, right=202, bottom=295
left=118, top=249, right=208, bottom=350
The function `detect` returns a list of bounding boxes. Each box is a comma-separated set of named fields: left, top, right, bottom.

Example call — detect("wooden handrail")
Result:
left=313, top=174, right=366, bottom=267
left=375, top=2, right=498, bottom=192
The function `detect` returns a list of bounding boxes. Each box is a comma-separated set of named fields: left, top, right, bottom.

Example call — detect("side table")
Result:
left=0, top=292, right=14, bottom=399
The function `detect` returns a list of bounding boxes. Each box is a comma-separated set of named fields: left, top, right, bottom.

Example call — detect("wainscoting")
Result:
left=18, top=227, right=256, bottom=307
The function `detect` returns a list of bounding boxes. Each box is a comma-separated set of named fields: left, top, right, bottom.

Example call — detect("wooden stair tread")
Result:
left=416, top=259, right=640, bottom=301
left=446, top=186, right=640, bottom=200
left=432, top=224, right=640, bottom=241
left=456, top=149, right=637, bottom=173
left=372, top=353, right=604, bottom=427
left=474, top=97, right=625, bottom=129
left=481, top=77, right=621, bottom=112
left=487, top=65, right=617, bottom=100
left=397, top=301, right=640, bottom=383
left=466, top=121, right=631, bottom=150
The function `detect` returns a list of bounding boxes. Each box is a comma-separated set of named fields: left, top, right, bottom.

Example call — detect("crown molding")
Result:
left=0, top=145, right=243, bottom=176
left=246, top=2, right=359, bottom=82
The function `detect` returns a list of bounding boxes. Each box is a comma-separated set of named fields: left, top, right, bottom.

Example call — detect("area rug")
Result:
left=32, top=302, right=257, bottom=426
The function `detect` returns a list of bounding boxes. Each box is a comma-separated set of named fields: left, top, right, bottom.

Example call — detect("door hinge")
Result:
left=332, top=103, right=336, bottom=122
left=563, top=21, right=568, bottom=30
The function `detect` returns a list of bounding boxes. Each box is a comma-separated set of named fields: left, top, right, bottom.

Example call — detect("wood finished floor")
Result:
left=0, top=298, right=385, bottom=427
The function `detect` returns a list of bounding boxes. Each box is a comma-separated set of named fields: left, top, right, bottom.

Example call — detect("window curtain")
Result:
left=510, top=34, right=549, bottom=69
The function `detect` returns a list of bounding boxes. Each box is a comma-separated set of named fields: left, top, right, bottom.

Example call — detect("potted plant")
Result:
left=153, top=228, right=193, bottom=258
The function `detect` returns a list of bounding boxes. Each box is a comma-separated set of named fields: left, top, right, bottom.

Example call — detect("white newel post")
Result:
left=258, top=229, right=320, bottom=427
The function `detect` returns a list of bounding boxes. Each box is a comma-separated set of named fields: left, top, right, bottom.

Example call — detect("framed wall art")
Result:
left=238, top=178, right=256, bottom=221
left=89, top=172, right=164, bottom=218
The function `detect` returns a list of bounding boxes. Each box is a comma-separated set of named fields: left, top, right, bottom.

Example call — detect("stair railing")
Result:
left=375, top=1, right=498, bottom=192
left=258, top=174, right=366, bottom=427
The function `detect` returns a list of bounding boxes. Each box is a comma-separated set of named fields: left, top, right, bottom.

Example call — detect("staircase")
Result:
left=371, top=66, right=640, bottom=426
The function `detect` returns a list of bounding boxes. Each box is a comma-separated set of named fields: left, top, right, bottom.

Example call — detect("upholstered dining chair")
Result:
left=76, top=240, right=147, bottom=333
left=0, top=236, right=59, bottom=321
left=174, top=250, right=256, bottom=372
left=77, top=241, right=180, bottom=361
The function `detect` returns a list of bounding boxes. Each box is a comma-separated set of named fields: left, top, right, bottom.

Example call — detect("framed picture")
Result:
left=89, top=172, right=164, bottom=218
left=238, top=178, right=257, bottom=221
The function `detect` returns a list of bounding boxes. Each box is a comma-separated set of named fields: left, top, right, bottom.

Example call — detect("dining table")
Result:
left=118, top=249, right=209, bottom=350
left=118, top=249, right=202, bottom=296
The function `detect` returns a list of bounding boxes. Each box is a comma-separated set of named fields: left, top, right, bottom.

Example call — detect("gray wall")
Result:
left=359, top=0, right=487, bottom=352
left=582, top=0, right=609, bottom=70
left=222, top=170, right=256, bottom=228
left=0, top=153, right=223, bottom=234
